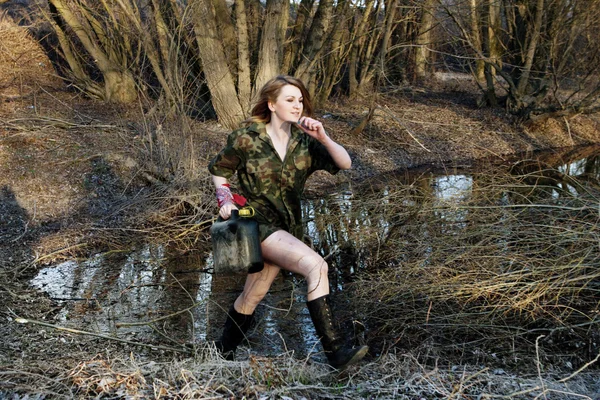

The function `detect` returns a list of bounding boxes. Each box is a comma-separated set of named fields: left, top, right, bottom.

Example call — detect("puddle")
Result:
left=30, top=244, right=322, bottom=358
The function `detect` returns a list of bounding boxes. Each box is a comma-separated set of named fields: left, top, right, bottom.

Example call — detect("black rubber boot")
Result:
left=215, top=305, right=254, bottom=360
left=307, top=294, right=369, bottom=369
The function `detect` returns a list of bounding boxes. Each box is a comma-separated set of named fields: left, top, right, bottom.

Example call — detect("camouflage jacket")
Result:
left=208, top=122, right=339, bottom=241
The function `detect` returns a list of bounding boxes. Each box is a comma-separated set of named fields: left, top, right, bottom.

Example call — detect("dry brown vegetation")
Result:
left=336, top=164, right=600, bottom=357
left=2, top=15, right=600, bottom=399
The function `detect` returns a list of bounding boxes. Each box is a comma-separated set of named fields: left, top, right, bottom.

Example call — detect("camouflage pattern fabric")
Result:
left=209, top=122, right=339, bottom=241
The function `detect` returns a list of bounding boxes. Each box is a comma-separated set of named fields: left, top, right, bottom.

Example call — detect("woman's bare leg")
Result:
left=225, top=230, right=366, bottom=368
left=260, top=230, right=330, bottom=301
left=233, top=261, right=281, bottom=314
left=233, top=230, right=330, bottom=313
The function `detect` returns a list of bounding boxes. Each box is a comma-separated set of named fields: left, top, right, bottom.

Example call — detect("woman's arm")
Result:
left=297, top=117, right=351, bottom=170
left=319, top=136, right=352, bottom=170
left=212, top=175, right=238, bottom=219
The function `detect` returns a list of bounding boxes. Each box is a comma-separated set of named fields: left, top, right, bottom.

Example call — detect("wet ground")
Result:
left=27, top=144, right=600, bottom=365
left=28, top=242, right=327, bottom=361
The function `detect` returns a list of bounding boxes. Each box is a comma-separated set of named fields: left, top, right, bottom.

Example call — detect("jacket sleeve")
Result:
left=308, top=137, right=341, bottom=175
left=208, top=131, right=243, bottom=179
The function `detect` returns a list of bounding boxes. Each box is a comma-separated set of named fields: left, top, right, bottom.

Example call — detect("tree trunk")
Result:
left=295, top=0, right=334, bottom=84
left=102, top=70, right=138, bottom=103
left=235, top=0, right=252, bottom=114
left=359, top=0, right=398, bottom=91
left=481, top=0, right=497, bottom=106
left=488, top=0, right=501, bottom=73
left=415, top=0, right=436, bottom=80
left=516, top=0, right=544, bottom=93
left=211, top=0, right=238, bottom=75
left=348, top=0, right=376, bottom=98
left=469, top=0, right=484, bottom=81
left=192, top=0, right=244, bottom=129
left=254, top=0, right=288, bottom=94
left=357, top=0, right=383, bottom=92
left=46, top=7, right=104, bottom=99
left=316, top=0, right=350, bottom=104
left=48, top=0, right=137, bottom=103
left=282, top=0, right=314, bottom=74
left=244, top=0, right=263, bottom=79
left=378, top=0, right=398, bottom=79
left=116, top=0, right=176, bottom=107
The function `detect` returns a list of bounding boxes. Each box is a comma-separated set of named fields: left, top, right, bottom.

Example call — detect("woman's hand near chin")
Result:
left=297, top=116, right=329, bottom=143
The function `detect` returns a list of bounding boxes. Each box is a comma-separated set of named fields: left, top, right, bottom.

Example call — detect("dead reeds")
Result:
left=325, top=163, right=600, bottom=369
left=2, top=348, right=597, bottom=398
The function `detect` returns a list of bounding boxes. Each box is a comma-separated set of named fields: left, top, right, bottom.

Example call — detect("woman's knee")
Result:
left=300, top=255, right=329, bottom=279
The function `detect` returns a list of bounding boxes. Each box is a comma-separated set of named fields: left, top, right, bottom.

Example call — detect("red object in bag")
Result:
left=232, top=193, right=247, bottom=207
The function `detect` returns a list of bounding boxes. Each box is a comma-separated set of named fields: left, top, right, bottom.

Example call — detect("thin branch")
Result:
left=14, top=316, right=190, bottom=354
left=115, top=300, right=205, bottom=328
left=376, top=104, right=431, bottom=152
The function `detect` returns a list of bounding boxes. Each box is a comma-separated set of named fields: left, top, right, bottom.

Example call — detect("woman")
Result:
left=208, top=75, right=368, bottom=369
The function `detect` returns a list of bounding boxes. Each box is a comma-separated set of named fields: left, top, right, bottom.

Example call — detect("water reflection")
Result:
left=30, top=244, right=319, bottom=358
left=30, top=145, right=600, bottom=359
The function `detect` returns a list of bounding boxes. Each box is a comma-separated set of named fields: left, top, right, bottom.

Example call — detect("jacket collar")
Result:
left=248, top=121, right=303, bottom=152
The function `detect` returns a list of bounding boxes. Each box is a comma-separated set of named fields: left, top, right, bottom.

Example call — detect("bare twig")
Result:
left=558, top=351, right=600, bottom=383
left=115, top=300, right=205, bottom=328
left=14, top=316, right=190, bottom=354
left=375, top=104, right=431, bottom=152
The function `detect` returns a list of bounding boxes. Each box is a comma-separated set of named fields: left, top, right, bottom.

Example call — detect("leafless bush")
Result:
left=315, top=163, right=600, bottom=368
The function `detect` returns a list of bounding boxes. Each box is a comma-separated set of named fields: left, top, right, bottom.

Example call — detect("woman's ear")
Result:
left=268, top=101, right=275, bottom=112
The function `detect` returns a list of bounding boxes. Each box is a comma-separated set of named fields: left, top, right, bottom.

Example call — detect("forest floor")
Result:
left=2, top=18, right=600, bottom=399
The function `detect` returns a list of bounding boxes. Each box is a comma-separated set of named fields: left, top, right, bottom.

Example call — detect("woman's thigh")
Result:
left=261, top=230, right=326, bottom=277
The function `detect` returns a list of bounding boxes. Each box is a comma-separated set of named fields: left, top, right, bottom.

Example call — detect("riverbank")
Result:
left=2, top=19, right=600, bottom=399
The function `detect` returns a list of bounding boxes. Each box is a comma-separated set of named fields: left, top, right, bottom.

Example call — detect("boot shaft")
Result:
left=217, top=305, right=254, bottom=359
left=306, top=294, right=342, bottom=353
left=306, top=294, right=369, bottom=369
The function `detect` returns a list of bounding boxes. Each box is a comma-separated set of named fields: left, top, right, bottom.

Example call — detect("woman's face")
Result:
left=268, top=84, right=303, bottom=123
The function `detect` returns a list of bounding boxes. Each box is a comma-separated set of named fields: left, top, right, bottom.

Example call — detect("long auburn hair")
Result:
left=246, top=75, right=313, bottom=124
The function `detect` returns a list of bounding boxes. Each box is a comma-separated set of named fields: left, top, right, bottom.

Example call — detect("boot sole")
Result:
left=334, top=345, right=369, bottom=370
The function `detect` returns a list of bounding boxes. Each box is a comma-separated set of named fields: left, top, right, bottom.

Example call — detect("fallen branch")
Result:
left=4, top=117, right=119, bottom=130
left=115, top=300, right=205, bottom=328
left=558, top=351, right=600, bottom=383
left=376, top=104, right=431, bottom=153
left=14, top=316, right=190, bottom=354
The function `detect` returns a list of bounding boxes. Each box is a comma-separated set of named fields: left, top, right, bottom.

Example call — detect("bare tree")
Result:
left=294, top=0, right=335, bottom=87
left=443, top=0, right=600, bottom=120
left=39, top=0, right=599, bottom=126
left=191, top=0, right=244, bottom=128
left=282, top=0, right=314, bottom=74
left=46, top=0, right=138, bottom=103
left=315, top=0, right=352, bottom=104
left=348, top=0, right=376, bottom=98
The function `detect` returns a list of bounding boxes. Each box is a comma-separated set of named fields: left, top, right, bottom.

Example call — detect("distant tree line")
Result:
left=28, top=0, right=600, bottom=127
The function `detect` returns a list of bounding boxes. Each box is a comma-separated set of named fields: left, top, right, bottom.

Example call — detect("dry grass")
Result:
left=314, top=163, right=600, bottom=371
left=0, top=15, right=62, bottom=103
left=1, top=347, right=598, bottom=399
